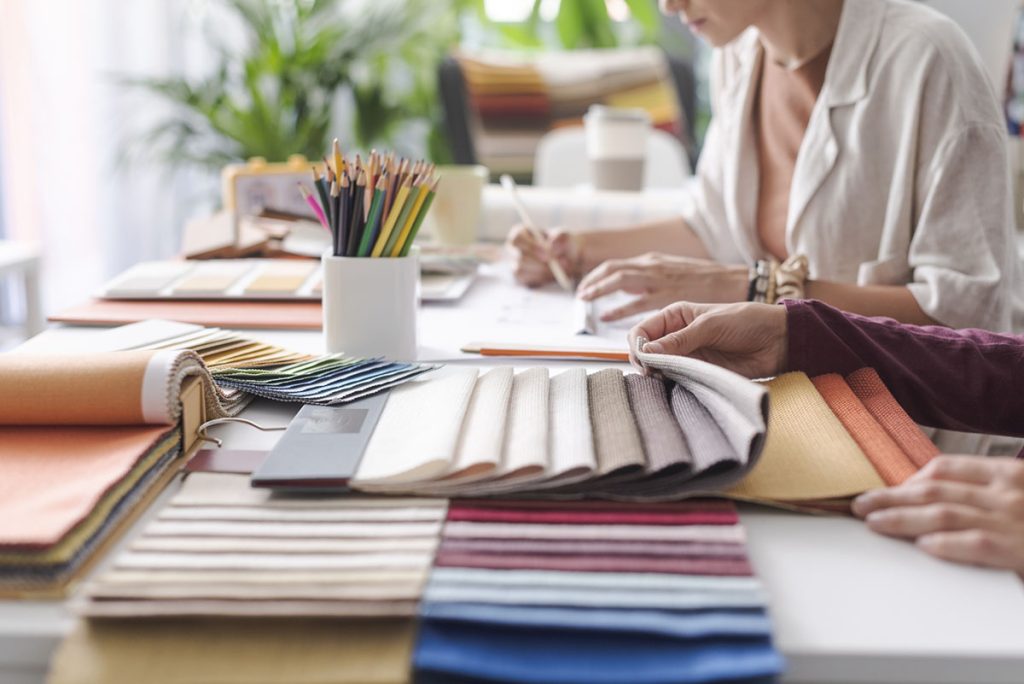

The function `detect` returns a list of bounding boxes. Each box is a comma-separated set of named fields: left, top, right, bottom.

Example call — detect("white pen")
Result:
left=500, top=174, right=575, bottom=292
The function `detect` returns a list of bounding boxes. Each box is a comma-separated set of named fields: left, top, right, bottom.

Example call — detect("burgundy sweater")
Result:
left=784, top=300, right=1024, bottom=456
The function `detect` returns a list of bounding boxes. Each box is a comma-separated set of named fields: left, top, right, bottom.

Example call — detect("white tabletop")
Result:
left=3, top=276, right=1024, bottom=684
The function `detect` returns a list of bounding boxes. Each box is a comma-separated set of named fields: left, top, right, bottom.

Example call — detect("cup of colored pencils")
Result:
left=298, top=140, right=440, bottom=259
left=309, top=140, right=433, bottom=360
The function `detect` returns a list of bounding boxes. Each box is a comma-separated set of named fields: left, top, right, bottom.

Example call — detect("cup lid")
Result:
left=584, top=104, right=651, bottom=123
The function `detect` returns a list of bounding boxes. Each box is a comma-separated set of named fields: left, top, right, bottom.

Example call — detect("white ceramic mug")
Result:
left=583, top=105, right=651, bottom=192
left=424, top=164, right=489, bottom=246
left=321, top=249, right=419, bottom=360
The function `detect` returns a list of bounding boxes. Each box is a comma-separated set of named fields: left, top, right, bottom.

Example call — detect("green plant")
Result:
left=125, top=0, right=460, bottom=171
left=480, top=0, right=662, bottom=50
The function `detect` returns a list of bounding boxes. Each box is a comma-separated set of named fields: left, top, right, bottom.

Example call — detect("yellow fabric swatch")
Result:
left=728, top=372, right=884, bottom=501
left=48, top=618, right=415, bottom=684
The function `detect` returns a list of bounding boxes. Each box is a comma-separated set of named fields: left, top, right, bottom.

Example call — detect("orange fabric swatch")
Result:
left=0, top=426, right=170, bottom=547
left=845, top=368, right=940, bottom=469
left=50, top=299, right=323, bottom=330
left=811, top=374, right=917, bottom=486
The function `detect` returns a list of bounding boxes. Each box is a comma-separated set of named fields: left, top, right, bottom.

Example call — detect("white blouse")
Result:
left=681, top=0, right=1024, bottom=334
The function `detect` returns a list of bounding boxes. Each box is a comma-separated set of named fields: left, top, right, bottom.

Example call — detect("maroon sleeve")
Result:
left=784, top=299, right=1024, bottom=440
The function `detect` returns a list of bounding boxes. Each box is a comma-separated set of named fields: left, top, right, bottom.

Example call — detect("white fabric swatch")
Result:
left=500, top=367, right=550, bottom=475
left=131, top=536, right=437, bottom=555
left=145, top=520, right=443, bottom=539
left=429, top=568, right=761, bottom=592
left=98, top=569, right=426, bottom=585
left=159, top=506, right=445, bottom=523
left=546, top=368, right=596, bottom=478
left=115, top=551, right=434, bottom=571
left=423, top=585, right=767, bottom=610
left=353, top=368, right=479, bottom=484
left=437, top=367, right=514, bottom=483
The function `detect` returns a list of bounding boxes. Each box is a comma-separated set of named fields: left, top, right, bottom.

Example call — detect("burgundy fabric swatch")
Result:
left=450, top=499, right=737, bottom=514
left=433, top=550, right=754, bottom=576
left=444, top=507, right=738, bottom=526
left=437, top=537, right=749, bottom=559
left=624, top=374, right=691, bottom=472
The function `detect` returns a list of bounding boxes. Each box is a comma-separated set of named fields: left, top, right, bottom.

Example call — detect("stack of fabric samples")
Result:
left=113, top=319, right=437, bottom=405
left=347, top=348, right=937, bottom=509
left=80, top=473, right=446, bottom=617
left=414, top=498, right=784, bottom=684
left=454, top=47, right=683, bottom=176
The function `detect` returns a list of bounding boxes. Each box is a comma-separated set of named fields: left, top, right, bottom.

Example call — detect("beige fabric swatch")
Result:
left=144, top=520, right=442, bottom=539
left=500, top=368, right=550, bottom=475
left=131, top=536, right=436, bottom=555
left=78, top=600, right=419, bottom=619
left=172, top=473, right=446, bottom=510
left=113, top=551, right=435, bottom=571
left=547, top=368, right=597, bottom=477
left=159, top=506, right=445, bottom=523
left=353, top=369, right=479, bottom=485
left=728, top=372, right=885, bottom=501
left=97, top=569, right=427, bottom=586
left=48, top=618, right=415, bottom=684
left=444, top=367, right=514, bottom=481
left=442, top=521, right=745, bottom=543
left=587, top=369, right=646, bottom=475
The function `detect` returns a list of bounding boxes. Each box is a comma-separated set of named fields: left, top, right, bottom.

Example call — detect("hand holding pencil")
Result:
left=500, top=175, right=577, bottom=291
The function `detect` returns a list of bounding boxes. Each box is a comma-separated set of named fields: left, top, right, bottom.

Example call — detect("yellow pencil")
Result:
left=389, top=177, right=431, bottom=257
left=371, top=178, right=412, bottom=257
left=332, top=138, right=343, bottom=179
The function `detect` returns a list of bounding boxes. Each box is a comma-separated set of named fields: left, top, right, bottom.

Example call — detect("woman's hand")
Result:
left=628, top=301, right=788, bottom=379
left=506, top=225, right=580, bottom=287
left=853, top=456, right=1024, bottom=574
left=577, top=253, right=749, bottom=322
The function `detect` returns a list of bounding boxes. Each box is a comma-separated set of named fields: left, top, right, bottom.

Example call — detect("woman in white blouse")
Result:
left=509, top=0, right=1024, bottom=335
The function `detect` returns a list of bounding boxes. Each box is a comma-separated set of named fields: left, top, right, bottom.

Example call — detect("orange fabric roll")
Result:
left=811, top=374, right=917, bottom=486
left=846, top=368, right=940, bottom=469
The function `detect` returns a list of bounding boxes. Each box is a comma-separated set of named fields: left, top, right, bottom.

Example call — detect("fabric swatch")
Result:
left=432, top=551, right=753, bottom=576
left=49, top=618, right=416, bottom=684
left=441, top=521, right=747, bottom=543
left=443, top=505, right=738, bottom=526
left=546, top=368, right=597, bottom=478
left=846, top=367, right=940, bottom=469
left=420, top=603, right=774, bottom=639
left=436, top=537, right=748, bottom=559
left=428, top=567, right=760, bottom=592
left=353, top=369, right=479, bottom=485
left=728, top=372, right=885, bottom=501
left=414, top=621, right=783, bottom=684
left=587, top=369, right=646, bottom=475
left=669, top=385, right=738, bottom=473
left=499, top=368, right=550, bottom=476
left=624, top=373, right=691, bottom=472
left=446, top=367, right=514, bottom=480
left=812, top=374, right=918, bottom=485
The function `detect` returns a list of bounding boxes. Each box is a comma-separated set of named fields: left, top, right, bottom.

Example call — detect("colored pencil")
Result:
left=389, top=176, right=431, bottom=257
left=357, top=174, right=388, bottom=257
left=297, top=184, right=329, bottom=231
left=345, top=170, right=366, bottom=257
left=372, top=177, right=412, bottom=258
left=338, top=173, right=351, bottom=258
left=398, top=177, right=438, bottom=257
left=500, top=173, right=574, bottom=291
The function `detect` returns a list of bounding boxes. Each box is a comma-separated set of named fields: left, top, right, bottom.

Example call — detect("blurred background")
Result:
left=0, top=0, right=1021, bottom=341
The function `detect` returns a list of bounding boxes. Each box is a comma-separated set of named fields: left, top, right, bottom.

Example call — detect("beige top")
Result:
left=755, top=43, right=832, bottom=261
left=681, top=0, right=1024, bottom=334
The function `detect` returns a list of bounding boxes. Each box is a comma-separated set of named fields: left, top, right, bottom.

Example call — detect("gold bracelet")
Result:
left=773, top=254, right=810, bottom=303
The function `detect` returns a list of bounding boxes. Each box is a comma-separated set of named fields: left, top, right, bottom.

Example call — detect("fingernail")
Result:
left=865, top=511, right=891, bottom=526
left=643, top=342, right=662, bottom=354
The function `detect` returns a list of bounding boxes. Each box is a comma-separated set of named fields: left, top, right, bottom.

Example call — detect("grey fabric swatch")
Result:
left=587, top=369, right=646, bottom=475
left=670, top=385, right=737, bottom=472
left=624, top=374, right=691, bottom=472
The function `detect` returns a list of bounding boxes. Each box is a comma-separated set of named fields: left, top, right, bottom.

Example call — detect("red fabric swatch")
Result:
left=445, top=507, right=738, bottom=526
left=434, top=550, right=753, bottom=576
left=438, top=538, right=749, bottom=559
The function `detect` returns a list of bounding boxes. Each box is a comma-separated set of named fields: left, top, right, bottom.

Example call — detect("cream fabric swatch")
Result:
left=131, top=537, right=437, bottom=554
left=353, top=369, right=478, bottom=485
left=144, top=520, right=443, bottom=539
left=587, top=369, right=646, bottom=475
left=114, top=551, right=435, bottom=571
left=728, top=372, right=885, bottom=501
left=48, top=618, right=415, bottom=684
left=500, top=367, right=550, bottom=476
left=547, top=368, right=598, bottom=478
left=159, top=506, right=445, bottom=523
left=447, top=367, right=514, bottom=480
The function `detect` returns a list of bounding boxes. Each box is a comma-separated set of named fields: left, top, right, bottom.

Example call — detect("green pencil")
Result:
left=398, top=178, right=438, bottom=257
left=357, top=175, right=388, bottom=257
left=380, top=178, right=421, bottom=257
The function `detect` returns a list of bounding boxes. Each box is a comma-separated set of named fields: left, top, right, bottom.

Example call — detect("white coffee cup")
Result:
left=424, top=164, right=489, bottom=246
left=583, top=105, right=651, bottom=192
left=321, top=249, right=419, bottom=360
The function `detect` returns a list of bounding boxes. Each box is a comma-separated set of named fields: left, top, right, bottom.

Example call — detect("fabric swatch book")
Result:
left=0, top=350, right=243, bottom=598
left=339, top=348, right=938, bottom=509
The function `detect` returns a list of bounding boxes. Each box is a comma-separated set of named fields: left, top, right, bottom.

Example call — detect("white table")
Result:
left=3, top=281, right=1024, bottom=684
